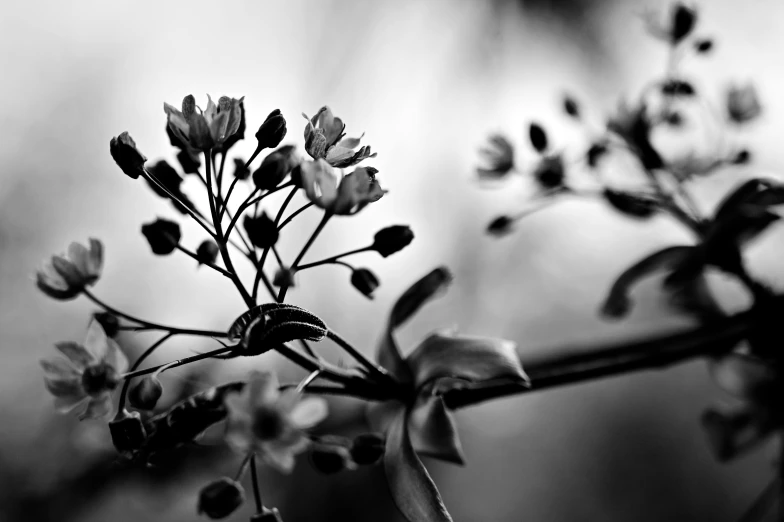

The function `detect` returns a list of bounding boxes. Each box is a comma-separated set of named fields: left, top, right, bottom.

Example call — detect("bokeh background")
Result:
left=1, top=0, right=783, bottom=520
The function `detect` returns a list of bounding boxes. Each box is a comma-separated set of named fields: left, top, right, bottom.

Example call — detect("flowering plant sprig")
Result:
left=478, top=2, right=784, bottom=519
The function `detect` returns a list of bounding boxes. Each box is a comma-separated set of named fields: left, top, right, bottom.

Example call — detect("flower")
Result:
left=224, top=371, right=328, bottom=473
left=36, top=238, right=103, bottom=300
left=477, top=134, right=514, bottom=180
left=141, top=218, right=181, bottom=255
left=40, top=320, right=128, bottom=420
left=243, top=212, right=279, bottom=249
left=702, top=352, right=782, bottom=461
left=726, top=83, right=762, bottom=124
left=164, top=94, right=244, bottom=151
left=110, top=132, right=147, bottom=179
left=196, top=239, right=220, bottom=266
left=255, top=109, right=287, bottom=150
left=253, top=145, right=301, bottom=191
left=298, top=159, right=386, bottom=215
left=607, top=99, right=663, bottom=170
left=302, top=106, right=376, bottom=168
left=351, top=268, right=380, bottom=299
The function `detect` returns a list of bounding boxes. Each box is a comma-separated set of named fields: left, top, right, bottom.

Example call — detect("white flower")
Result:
left=40, top=320, right=128, bottom=420
left=164, top=94, right=244, bottom=151
left=224, top=371, right=328, bottom=473
left=36, top=239, right=103, bottom=300
left=726, top=83, right=762, bottom=124
left=298, top=159, right=386, bottom=215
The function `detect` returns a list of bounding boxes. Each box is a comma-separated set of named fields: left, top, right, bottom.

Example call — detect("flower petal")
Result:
left=248, top=371, right=280, bottom=408
left=260, top=445, right=297, bottom=474
left=409, top=395, right=465, bottom=465
left=85, top=238, right=104, bottom=279
left=78, top=396, right=113, bottom=421
left=83, top=319, right=110, bottom=361
left=51, top=256, right=84, bottom=287
left=54, top=394, right=89, bottom=414
left=384, top=408, right=453, bottom=522
left=407, top=331, right=527, bottom=390
left=44, top=375, right=85, bottom=398
left=67, top=242, right=90, bottom=276
left=55, top=341, right=95, bottom=369
left=299, top=159, right=339, bottom=209
left=377, top=267, right=453, bottom=384
left=290, top=397, right=328, bottom=429
left=40, top=356, right=80, bottom=378
left=103, top=337, right=128, bottom=374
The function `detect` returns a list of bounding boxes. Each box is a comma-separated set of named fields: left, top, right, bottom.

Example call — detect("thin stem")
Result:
left=142, top=170, right=216, bottom=238
left=326, top=329, right=391, bottom=383
left=117, top=333, right=174, bottom=410
left=224, top=187, right=262, bottom=241
left=175, top=244, right=232, bottom=278
left=219, top=176, right=241, bottom=220
left=278, top=202, right=315, bottom=230
left=443, top=310, right=753, bottom=410
left=253, top=187, right=299, bottom=301
left=83, top=289, right=227, bottom=338
left=294, top=247, right=372, bottom=271
left=277, top=212, right=332, bottom=301
left=234, top=452, right=253, bottom=482
left=295, top=370, right=322, bottom=393
left=245, top=145, right=264, bottom=171
left=250, top=455, right=263, bottom=513
left=120, top=345, right=234, bottom=379
left=205, top=150, right=254, bottom=307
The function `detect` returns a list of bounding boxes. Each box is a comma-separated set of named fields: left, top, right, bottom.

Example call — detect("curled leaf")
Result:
left=409, top=395, right=465, bottom=465
left=601, top=246, right=694, bottom=319
left=384, top=409, right=453, bottom=522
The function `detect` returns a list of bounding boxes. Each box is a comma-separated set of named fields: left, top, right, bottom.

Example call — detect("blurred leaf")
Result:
left=601, top=246, right=695, bottom=319
left=406, top=331, right=527, bottom=389
left=384, top=409, right=453, bottom=522
left=377, top=268, right=453, bottom=384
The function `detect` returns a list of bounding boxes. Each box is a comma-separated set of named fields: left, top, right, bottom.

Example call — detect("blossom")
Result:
left=298, top=159, right=386, bottom=215
left=164, top=94, right=244, bottom=151
left=302, top=106, right=376, bottom=168
left=477, top=134, right=514, bottom=180
left=110, top=132, right=147, bottom=179
left=40, top=320, right=128, bottom=420
left=607, top=99, right=663, bottom=170
left=36, top=239, right=103, bottom=300
left=224, top=371, right=328, bottom=473
left=726, top=83, right=762, bottom=124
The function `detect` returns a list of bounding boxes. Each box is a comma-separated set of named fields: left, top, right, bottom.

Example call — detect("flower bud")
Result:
left=250, top=507, right=284, bottom=522
left=726, top=83, right=762, bottom=124
left=255, top=109, right=287, bottom=150
left=371, top=225, right=414, bottom=258
left=487, top=215, right=514, bottom=236
left=196, top=240, right=220, bottom=265
left=670, top=2, right=696, bottom=44
left=93, top=311, right=120, bottom=338
left=533, top=155, right=564, bottom=189
left=197, top=477, right=245, bottom=519
left=273, top=267, right=297, bottom=288
left=253, top=146, right=300, bottom=191
left=733, top=149, right=751, bottom=164
left=128, top=375, right=163, bottom=410
left=141, top=218, right=181, bottom=255
left=350, top=433, right=385, bottom=465
left=232, top=158, right=251, bottom=180
left=695, top=39, right=713, bottom=53
left=528, top=123, right=548, bottom=153
left=243, top=212, right=279, bottom=249
left=110, top=132, right=147, bottom=179
left=351, top=268, right=379, bottom=299
left=309, top=447, right=349, bottom=475
left=109, top=409, right=147, bottom=453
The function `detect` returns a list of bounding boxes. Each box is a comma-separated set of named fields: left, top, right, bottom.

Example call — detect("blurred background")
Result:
left=1, top=0, right=783, bottom=520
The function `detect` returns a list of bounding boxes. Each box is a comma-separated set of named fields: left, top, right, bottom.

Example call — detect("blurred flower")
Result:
left=243, top=212, right=279, bottom=249
left=196, top=240, right=220, bottom=266
left=702, top=353, right=782, bottom=461
left=273, top=267, right=297, bottom=288
left=253, top=145, right=301, bottom=191
left=197, top=477, right=245, bottom=519
left=372, top=225, right=414, bottom=257
left=128, top=375, right=163, bottom=410
left=40, top=320, right=128, bottom=420
left=302, top=106, right=376, bottom=168
left=232, top=158, right=251, bottom=180
left=224, top=371, right=328, bottom=473
left=351, top=268, right=380, bottom=299
left=110, top=132, right=147, bottom=179
left=37, top=238, right=103, bottom=300
left=607, top=99, right=663, bottom=170
left=299, top=159, right=386, bottom=215
left=164, top=94, right=244, bottom=151
left=726, top=83, right=761, bottom=124
left=533, top=155, right=565, bottom=189
left=145, top=159, right=195, bottom=214
left=487, top=215, right=514, bottom=236
left=109, top=409, right=146, bottom=452
left=256, top=109, right=287, bottom=150
left=642, top=2, right=697, bottom=44
left=141, top=218, right=181, bottom=255
left=477, top=134, right=514, bottom=179
left=93, top=311, right=120, bottom=338
left=528, top=123, right=548, bottom=153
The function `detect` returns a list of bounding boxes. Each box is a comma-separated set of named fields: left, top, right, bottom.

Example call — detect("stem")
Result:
left=443, top=311, right=753, bottom=410
left=277, top=212, right=332, bottom=301
left=219, top=176, right=241, bottom=220
left=250, top=455, right=263, bottom=513
left=120, top=345, right=234, bottom=379
left=253, top=187, right=299, bottom=301
left=205, top=150, right=255, bottom=307
left=234, top=452, right=253, bottom=482
left=295, top=247, right=372, bottom=271
left=326, top=329, right=391, bottom=383
left=117, top=333, right=174, bottom=410
left=175, top=244, right=232, bottom=278
left=295, top=370, right=322, bottom=393
left=83, top=289, right=227, bottom=338
left=142, top=170, right=216, bottom=239
left=278, top=202, right=315, bottom=230
left=224, top=187, right=261, bottom=240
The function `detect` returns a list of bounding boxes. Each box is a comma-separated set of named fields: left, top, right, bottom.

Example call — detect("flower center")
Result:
left=81, top=363, right=119, bottom=396
left=251, top=407, right=286, bottom=441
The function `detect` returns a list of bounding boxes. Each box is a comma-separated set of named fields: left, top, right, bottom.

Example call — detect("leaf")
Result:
left=407, top=331, right=528, bottom=389
left=409, top=395, right=465, bottom=465
left=384, top=408, right=453, bottom=522
left=601, top=246, right=695, bottom=319
left=228, top=303, right=326, bottom=342
left=377, top=267, right=453, bottom=384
